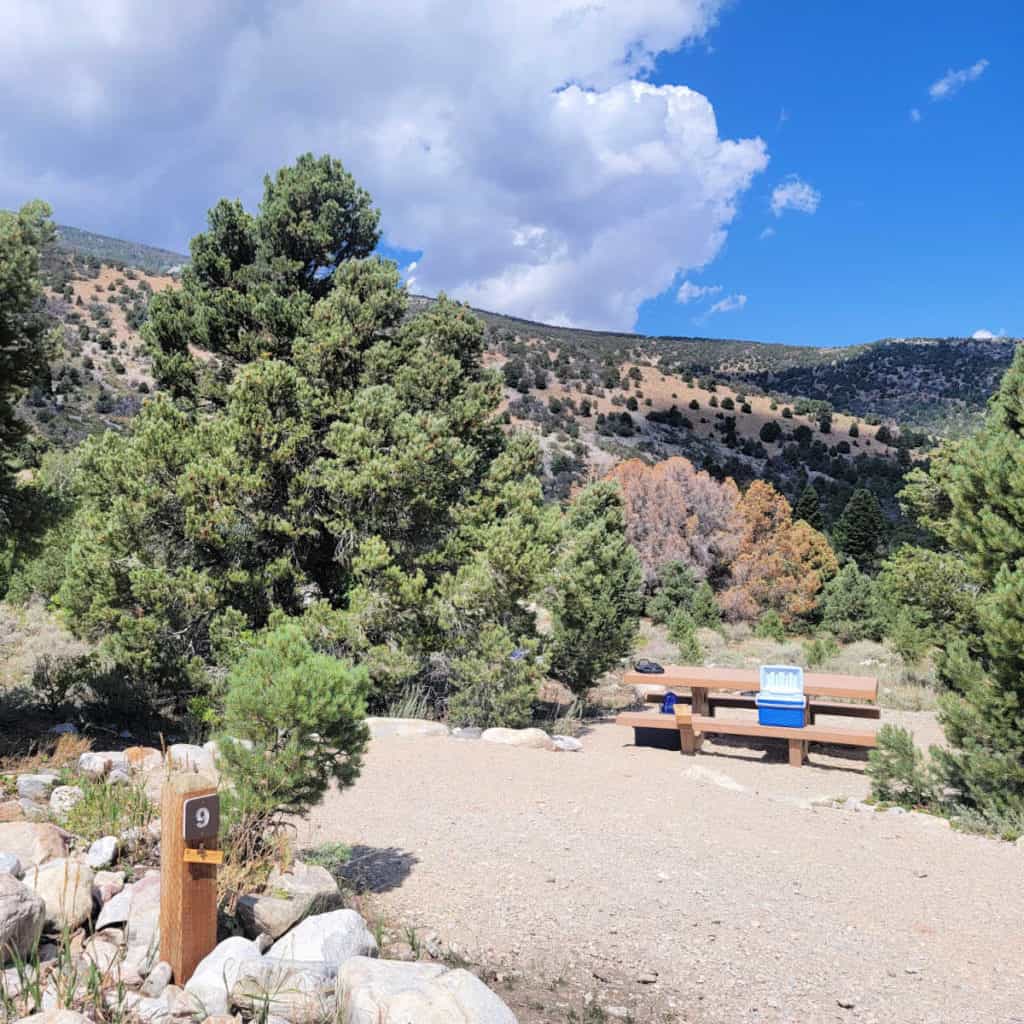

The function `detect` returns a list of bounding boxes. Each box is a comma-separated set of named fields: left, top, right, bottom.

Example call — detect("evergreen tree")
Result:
left=926, top=347, right=1024, bottom=822
left=819, top=562, right=880, bottom=642
left=668, top=608, right=702, bottom=664
left=0, top=201, right=54, bottom=478
left=58, top=156, right=565, bottom=721
left=645, top=561, right=697, bottom=624
left=833, top=488, right=886, bottom=566
left=547, top=481, right=643, bottom=695
left=793, top=484, right=825, bottom=531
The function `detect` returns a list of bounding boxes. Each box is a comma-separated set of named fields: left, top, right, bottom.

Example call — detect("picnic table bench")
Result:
left=616, top=666, right=879, bottom=766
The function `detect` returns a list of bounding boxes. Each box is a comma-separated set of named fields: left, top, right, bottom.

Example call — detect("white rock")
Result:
left=267, top=908, right=378, bottom=967
left=92, top=869, right=126, bottom=906
left=16, top=775, right=60, bottom=803
left=15, top=1011, right=90, bottom=1024
left=336, top=957, right=516, bottom=1024
left=1016, top=835, right=1024, bottom=849
left=365, top=718, right=450, bottom=739
left=19, top=800, right=49, bottom=823
left=0, top=874, right=46, bottom=964
left=183, top=936, right=263, bottom=1017
left=86, top=836, right=118, bottom=870
left=82, top=933, right=123, bottom=974
left=551, top=734, right=583, bottom=752
left=0, top=823, right=67, bottom=869
left=107, top=767, right=132, bottom=786
left=78, top=752, right=115, bottom=780
left=123, top=873, right=161, bottom=977
left=167, top=744, right=216, bottom=775
left=237, top=861, right=340, bottom=940
left=140, top=960, right=173, bottom=998
left=48, top=786, right=84, bottom=818
left=0, top=854, right=22, bottom=879
left=231, top=960, right=336, bottom=1024
left=95, top=885, right=132, bottom=930
left=480, top=727, right=554, bottom=750
left=450, top=727, right=483, bottom=740
left=23, top=858, right=94, bottom=931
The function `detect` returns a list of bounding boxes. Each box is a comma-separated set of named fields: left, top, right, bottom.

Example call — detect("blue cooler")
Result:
left=756, top=665, right=806, bottom=728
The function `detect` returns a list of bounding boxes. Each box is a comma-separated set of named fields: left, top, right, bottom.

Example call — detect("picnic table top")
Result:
left=622, top=665, right=878, bottom=702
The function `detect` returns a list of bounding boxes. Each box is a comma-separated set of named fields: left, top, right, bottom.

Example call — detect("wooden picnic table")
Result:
left=620, top=666, right=879, bottom=762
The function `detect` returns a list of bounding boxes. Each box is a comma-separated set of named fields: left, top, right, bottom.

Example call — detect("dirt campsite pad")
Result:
left=300, top=712, right=1024, bottom=1024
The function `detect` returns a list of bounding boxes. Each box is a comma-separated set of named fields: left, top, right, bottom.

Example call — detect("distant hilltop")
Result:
left=54, top=224, right=187, bottom=276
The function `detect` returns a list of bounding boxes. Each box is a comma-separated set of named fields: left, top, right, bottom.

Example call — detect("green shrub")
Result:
left=63, top=777, right=155, bottom=847
left=689, top=581, right=721, bottom=629
left=819, top=562, right=880, bottom=642
left=753, top=610, right=786, bottom=643
left=447, top=626, right=542, bottom=728
left=803, top=634, right=839, bottom=668
left=668, top=609, right=702, bottom=664
left=867, top=725, right=938, bottom=808
left=646, top=561, right=697, bottom=625
left=216, top=624, right=370, bottom=842
left=887, top=606, right=931, bottom=664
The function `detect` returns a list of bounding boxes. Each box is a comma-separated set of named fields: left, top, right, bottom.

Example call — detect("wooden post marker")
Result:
left=160, top=770, right=219, bottom=984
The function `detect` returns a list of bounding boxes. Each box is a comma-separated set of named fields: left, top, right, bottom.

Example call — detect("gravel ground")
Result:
left=300, top=713, right=1024, bottom=1024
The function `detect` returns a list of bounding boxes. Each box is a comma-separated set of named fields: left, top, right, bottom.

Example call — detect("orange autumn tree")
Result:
left=720, top=480, right=838, bottom=623
left=605, top=457, right=742, bottom=584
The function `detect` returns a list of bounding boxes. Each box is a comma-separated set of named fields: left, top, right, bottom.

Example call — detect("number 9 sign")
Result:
left=183, top=794, right=220, bottom=843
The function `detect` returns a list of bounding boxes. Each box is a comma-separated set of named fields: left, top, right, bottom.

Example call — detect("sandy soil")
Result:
left=301, top=716, right=1024, bottom=1024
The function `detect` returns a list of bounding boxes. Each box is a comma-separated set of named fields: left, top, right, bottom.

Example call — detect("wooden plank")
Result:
left=690, top=715, right=877, bottom=747
left=160, top=772, right=219, bottom=984
left=644, top=692, right=880, bottom=719
left=788, top=740, right=806, bottom=767
left=624, top=666, right=877, bottom=702
left=614, top=711, right=689, bottom=730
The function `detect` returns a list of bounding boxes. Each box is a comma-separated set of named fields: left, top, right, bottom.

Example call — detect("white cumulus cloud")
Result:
left=770, top=175, right=821, bottom=217
left=677, top=280, right=722, bottom=304
left=929, top=59, right=989, bottom=100
left=910, top=107, right=922, bottom=123
left=972, top=329, right=995, bottom=340
left=708, top=293, right=747, bottom=315
left=0, top=0, right=770, bottom=331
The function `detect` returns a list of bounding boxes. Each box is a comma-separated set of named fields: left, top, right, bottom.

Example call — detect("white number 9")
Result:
left=195, top=807, right=210, bottom=829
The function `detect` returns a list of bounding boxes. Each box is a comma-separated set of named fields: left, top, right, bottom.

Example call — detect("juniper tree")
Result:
left=58, top=156, right=564, bottom=720
left=0, top=202, right=55, bottom=476
left=793, top=484, right=825, bottom=531
left=833, top=488, right=886, bottom=567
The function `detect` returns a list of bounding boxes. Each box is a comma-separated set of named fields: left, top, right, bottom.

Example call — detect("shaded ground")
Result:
left=301, top=717, right=1023, bottom=1024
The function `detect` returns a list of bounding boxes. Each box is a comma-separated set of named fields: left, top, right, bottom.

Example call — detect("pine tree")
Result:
left=926, top=346, right=1024, bottom=822
left=547, top=481, right=643, bottom=695
left=0, top=202, right=55, bottom=475
left=833, top=488, right=886, bottom=566
left=668, top=609, right=702, bottom=664
left=793, top=484, right=825, bottom=531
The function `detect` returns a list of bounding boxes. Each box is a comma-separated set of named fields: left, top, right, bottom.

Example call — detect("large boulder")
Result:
left=183, top=936, right=264, bottom=1017
left=16, top=775, right=60, bottom=803
left=86, top=836, right=118, bottom=870
left=231, top=960, right=336, bottom=1024
left=336, top=957, right=517, bottom=1024
left=237, top=861, right=340, bottom=940
left=123, top=873, right=161, bottom=978
left=0, top=874, right=46, bottom=964
left=24, top=858, right=94, bottom=931
left=0, top=801, right=24, bottom=823
left=167, top=744, right=216, bottom=776
left=77, top=751, right=127, bottom=780
left=0, top=854, right=22, bottom=879
left=15, top=1012, right=90, bottom=1024
left=48, top=786, right=84, bottom=818
left=0, top=823, right=67, bottom=869
left=267, top=909, right=378, bottom=967
left=480, top=727, right=554, bottom=751
left=364, top=718, right=450, bottom=739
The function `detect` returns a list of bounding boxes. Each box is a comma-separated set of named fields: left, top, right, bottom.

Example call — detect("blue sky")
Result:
left=0, top=1, right=1020, bottom=346
left=638, top=1, right=1023, bottom=344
